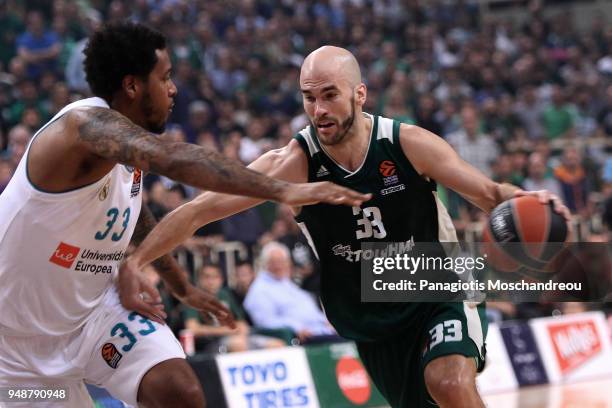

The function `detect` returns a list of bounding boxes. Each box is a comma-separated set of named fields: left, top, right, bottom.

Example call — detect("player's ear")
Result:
left=355, top=83, right=367, bottom=107
left=122, top=75, right=139, bottom=100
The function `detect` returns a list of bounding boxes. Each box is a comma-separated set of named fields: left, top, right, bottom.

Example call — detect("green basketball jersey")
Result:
left=294, top=113, right=457, bottom=342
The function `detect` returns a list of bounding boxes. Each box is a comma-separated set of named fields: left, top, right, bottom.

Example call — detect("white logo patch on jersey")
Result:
left=316, top=165, right=330, bottom=178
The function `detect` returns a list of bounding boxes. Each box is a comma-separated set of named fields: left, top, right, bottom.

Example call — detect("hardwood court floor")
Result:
left=482, top=377, right=612, bottom=408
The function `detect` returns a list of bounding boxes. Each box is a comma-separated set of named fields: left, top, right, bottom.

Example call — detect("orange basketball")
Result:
left=482, top=196, right=568, bottom=273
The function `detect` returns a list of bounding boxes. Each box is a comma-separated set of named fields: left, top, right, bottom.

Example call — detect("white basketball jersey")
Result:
left=0, top=97, right=143, bottom=336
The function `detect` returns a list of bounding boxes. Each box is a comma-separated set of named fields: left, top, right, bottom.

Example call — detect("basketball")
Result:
left=482, top=195, right=568, bottom=273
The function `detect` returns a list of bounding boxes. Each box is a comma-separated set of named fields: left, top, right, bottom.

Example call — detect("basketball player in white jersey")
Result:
left=0, top=24, right=369, bottom=408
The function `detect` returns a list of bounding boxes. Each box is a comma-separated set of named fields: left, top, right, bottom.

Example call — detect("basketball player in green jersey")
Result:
left=122, top=46, right=570, bottom=407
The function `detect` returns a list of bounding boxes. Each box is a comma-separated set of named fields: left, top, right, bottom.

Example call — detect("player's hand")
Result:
left=280, top=182, right=371, bottom=207
left=178, top=285, right=237, bottom=330
left=118, top=258, right=167, bottom=325
left=514, top=189, right=571, bottom=221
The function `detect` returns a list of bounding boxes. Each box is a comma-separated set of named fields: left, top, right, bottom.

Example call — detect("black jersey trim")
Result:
left=311, top=113, right=378, bottom=179
left=292, top=133, right=317, bottom=182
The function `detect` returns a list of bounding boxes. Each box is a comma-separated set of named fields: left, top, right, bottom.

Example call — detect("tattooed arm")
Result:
left=68, top=107, right=368, bottom=207
left=119, top=203, right=234, bottom=327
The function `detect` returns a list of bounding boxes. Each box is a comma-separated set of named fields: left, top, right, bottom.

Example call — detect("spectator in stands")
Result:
left=47, top=81, right=70, bottom=116
left=570, top=87, right=598, bottom=138
left=229, top=261, right=255, bottom=307
left=64, top=10, right=101, bottom=95
left=244, top=242, right=337, bottom=343
left=446, top=106, right=499, bottom=178
left=491, top=153, right=521, bottom=185
left=168, top=59, right=198, bottom=131
left=0, top=3, right=24, bottom=68
left=221, top=208, right=265, bottom=261
left=184, top=263, right=284, bottom=353
left=381, top=87, right=414, bottom=124
left=597, top=84, right=612, bottom=136
left=239, top=117, right=274, bottom=165
left=541, top=85, right=574, bottom=140
left=7, top=79, right=48, bottom=126
left=436, top=99, right=462, bottom=137
left=433, top=67, right=472, bottom=103
left=555, top=145, right=589, bottom=214
left=6, top=124, right=31, bottom=168
left=0, top=157, right=12, bottom=193
left=182, top=100, right=214, bottom=145
left=15, top=10, right=60, bottom=81
left=523, top=152, right=563, bottom=197
left=209, top=46, right=246, bottom=99
left=20, top=106, right=42, bottom=132
left=533, top=139, right=556, bottom=177
left=414, top=94, right=442, bottom=136
left=514, top=84, right=545, bottom=139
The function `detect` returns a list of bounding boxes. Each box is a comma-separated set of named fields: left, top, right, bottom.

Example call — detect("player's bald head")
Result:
left=300, top=46, right=362, bottom=88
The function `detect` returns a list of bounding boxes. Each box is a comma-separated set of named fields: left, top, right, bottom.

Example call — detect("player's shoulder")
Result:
left=396, top=123, right=435, bottom=151
left=62, top=105, right=109, bottom=127
left=396, top=123, right=449, bottom=171
left=398, top=122, right=427, bottom=139
left=51, top=97, right=112, bottom=127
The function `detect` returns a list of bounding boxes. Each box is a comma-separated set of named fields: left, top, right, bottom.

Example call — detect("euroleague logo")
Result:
left=378, top=160, right=405, bottom=195
left=130, top=168, right=142, bottom=198
left=101, top=343, right=123, bottom=369
left=49, top=242, right=81, bottom=268
left=335, top=357, right=371, bottom=405
left=378, top=160, right=396, bottom=177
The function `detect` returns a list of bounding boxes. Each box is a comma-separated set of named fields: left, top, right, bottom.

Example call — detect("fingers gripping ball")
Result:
left=482, top=196, right=568, bottom=273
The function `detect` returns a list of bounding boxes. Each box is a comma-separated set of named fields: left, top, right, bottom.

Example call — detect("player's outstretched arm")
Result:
left=119, top=204, right=236, bottom=327
left=399, top=125, right=570, bottom=219
left=122, top=140, right=341, bottom=269
left=69, top=107, right=368, bottom=207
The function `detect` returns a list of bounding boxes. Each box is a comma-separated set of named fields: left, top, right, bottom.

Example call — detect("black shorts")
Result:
left=356, top=302, right=488, bottom=407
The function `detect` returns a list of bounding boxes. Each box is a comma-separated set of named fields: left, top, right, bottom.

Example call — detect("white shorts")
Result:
left=0, top=288, right=185, bottom=407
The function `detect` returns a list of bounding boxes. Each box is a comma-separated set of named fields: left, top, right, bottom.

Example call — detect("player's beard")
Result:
left=141, top=88, right=166, bottom=134
left=315, top=96, right=356, bottom=146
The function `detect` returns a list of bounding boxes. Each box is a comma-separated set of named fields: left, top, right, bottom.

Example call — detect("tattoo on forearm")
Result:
left=75, top=107, right=288, bottom=200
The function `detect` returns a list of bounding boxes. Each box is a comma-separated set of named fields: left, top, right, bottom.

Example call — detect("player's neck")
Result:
left=324, top=113, right=371, bottom=172
left=110, top=98, right=148, bottom=130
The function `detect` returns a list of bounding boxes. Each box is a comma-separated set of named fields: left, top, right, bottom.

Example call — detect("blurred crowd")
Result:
left=0, top=0, right=611, bottom=352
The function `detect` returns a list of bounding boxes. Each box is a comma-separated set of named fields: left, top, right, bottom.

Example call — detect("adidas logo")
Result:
left=316, top=165, right=330, bottom=177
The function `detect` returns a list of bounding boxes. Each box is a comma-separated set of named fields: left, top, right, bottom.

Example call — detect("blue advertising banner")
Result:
left=499, top=321, right=548, bottom=386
